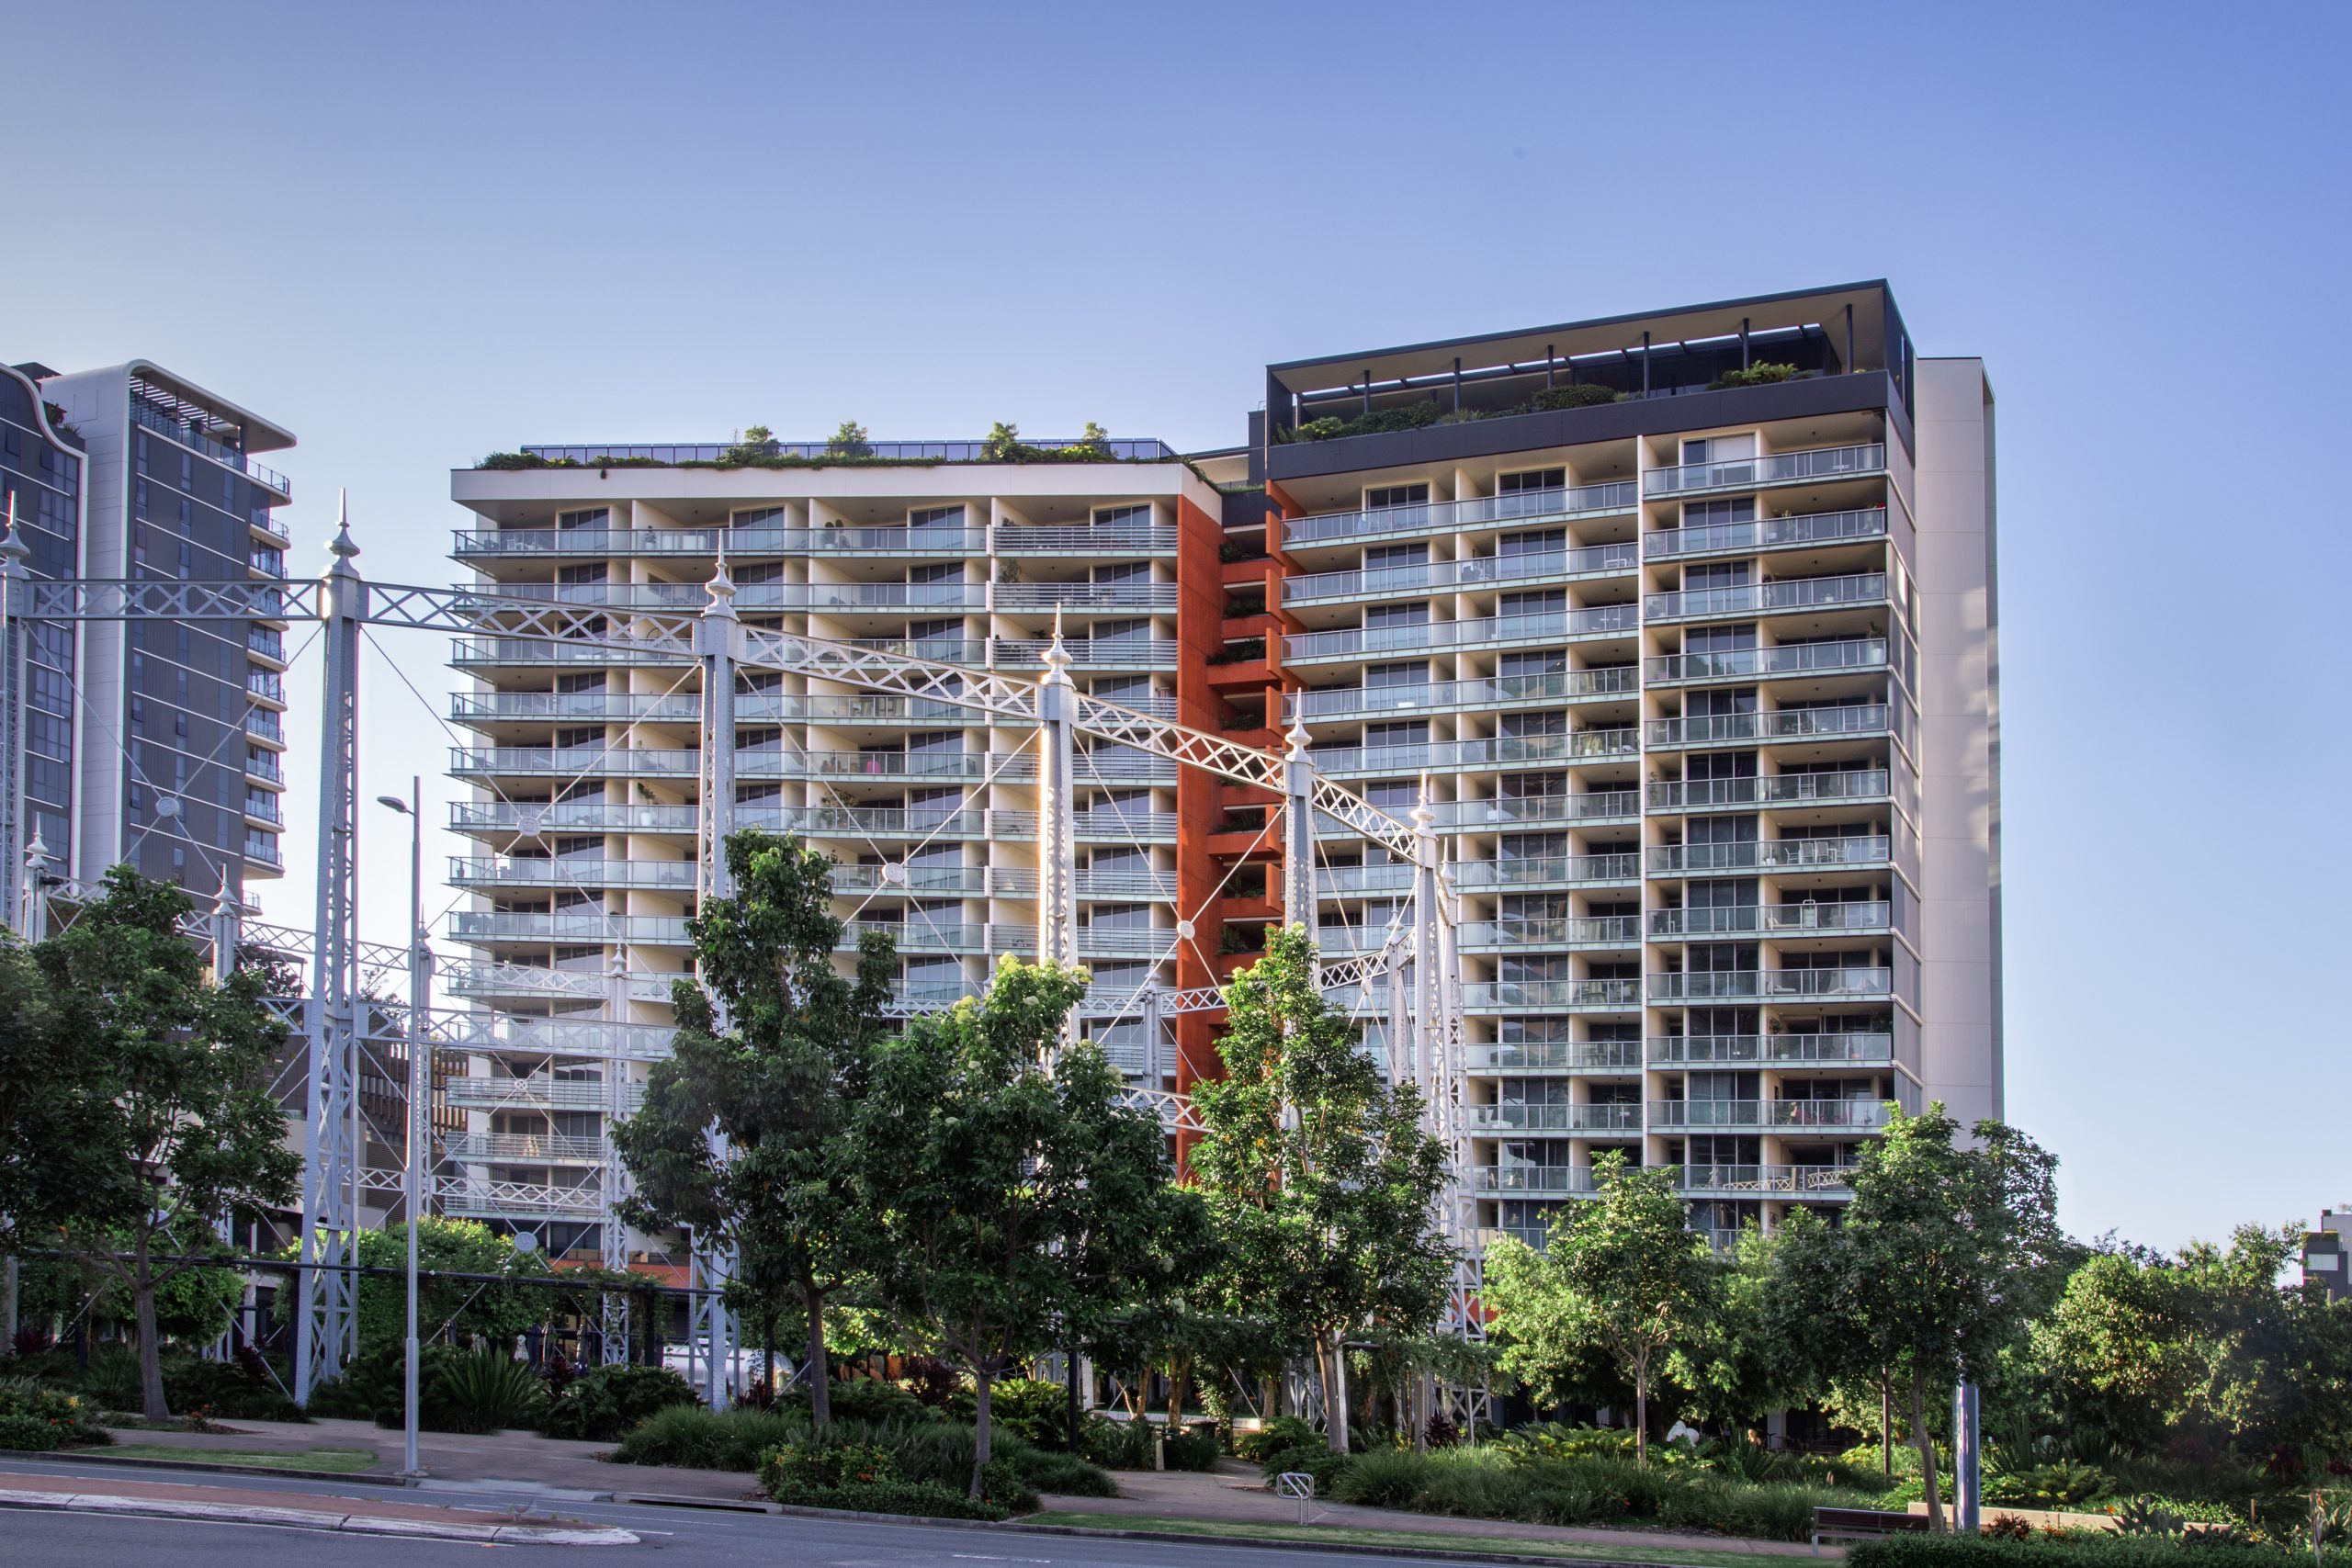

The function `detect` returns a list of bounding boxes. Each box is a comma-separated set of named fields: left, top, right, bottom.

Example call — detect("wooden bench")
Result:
left=1812, top=1506, right=1931, bottom=1551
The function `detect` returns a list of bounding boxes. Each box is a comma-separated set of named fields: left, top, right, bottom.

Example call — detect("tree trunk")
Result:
left=1634, top=1349, right=1649, bottom=1470
left=1910, top=1370, right=1943, bottom=1532
left=1322, top=1331, right=1350, bottom=1453
left=804, top=1286, right=831, bottom=1433
left=133, top=1243, right=169, bottom=1422
left=970, top=1369, right=994, bottom=1498
left=1880, top=1375, right=1893, bottom=1478
left=1065, top=1345, right=1083, bottom=1451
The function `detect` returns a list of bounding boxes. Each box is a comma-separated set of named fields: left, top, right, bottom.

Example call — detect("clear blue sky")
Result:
left=10, top=2, right=2347, bottom=1253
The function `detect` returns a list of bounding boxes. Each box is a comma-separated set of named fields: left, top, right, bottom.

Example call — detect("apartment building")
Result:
left=14, top=360, right=295, bottom=899
left=444, top=281, right=1999, bottom=1261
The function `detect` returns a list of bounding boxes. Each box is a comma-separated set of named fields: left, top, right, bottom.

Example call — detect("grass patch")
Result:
left=100, top=1444, right=381, bottom=1473
left=1027, top=1511, right=1817, bottom=1567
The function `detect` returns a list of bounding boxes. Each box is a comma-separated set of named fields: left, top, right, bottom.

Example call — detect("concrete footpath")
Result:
left=0, top=1470, right=638, bottom=1544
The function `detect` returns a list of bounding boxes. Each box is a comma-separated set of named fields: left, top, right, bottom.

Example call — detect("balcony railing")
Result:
left=1645, top=705, right=1889, bottom=749
left=1469, top=1166, right=1603, bottom=1194
left=1680, top=1164, right=1857, bottom=1195
left=243, top=833, right=281, bottom=866
left=1642, top=443, right=1884, bottom=498
left=1645, top=572, right=1887, bottom=622
left=244, top=751, right=284, bottom=784
left=1429, top=791, right=1640, bottom=829
left=246, top=627, right=286, bottom=661
left=448, top=856, right=698, bottom=890
left=1283, top=481, right=1639, bottom=547
left=1468, top=1101, right=1643, bottom=1133
left=1647, top=967, right=1893, bottom=1002
left=244, top=710, right=284, bottom=744
left=449, top=910, right=691, bottom=945
left=1463, top=977, right=1641, bottom=1010
left=445, top=1076, right=644, bottom=1113
left=130, top=398, right=293, bottom=499
left=1453, top=852, right=1641, bottom=888
left=245, top=670, right=285, bottom=705
left=1464, top=1039, right=1644, bottom=1072
left=993, top=524, right=1176, bottom=554
left=993, top=637, right=1179, bottom=669
left=1645, top=836, right=1890, bottom=874
left=1645, top=638, right=1886, bottom=683
left=455, top=522, right=1182, bottom=558
left=1287, top=667, right=1635, bottom=722
left=516, top=437, right=1174, bottom=464
left=1283, top=543, right=1638, bottom=605
left=1644, top=505, right=1892, bottom=559
left=1307, top=729, right=1636, bottom=777
left=1458, top=916, right=1641, bottom=949
left=1647, top=1099, right=1893, bottom=1130
left=1647, top=770, right=1890, bottom=812
left=1646, top=1032, right=1894, bottom=1066
left=994, top=581, right=1176, bottom=612
left=1283, top=603, right=1637, bottom=662
left=442, top=1132, right=606, bottom=1164
left=1646, top=901, right=1890, bottom=939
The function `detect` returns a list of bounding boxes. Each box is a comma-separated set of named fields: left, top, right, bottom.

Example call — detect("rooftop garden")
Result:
left=478, top=420, right=1172, bottom=471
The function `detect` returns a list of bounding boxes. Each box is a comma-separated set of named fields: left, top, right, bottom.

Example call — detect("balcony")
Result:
left=245, top=670, right=286, bottom=705
left=1283, top=481, right=1639, bottom=547
left=244, top=750, right=284, bottom=785
left=1468, top=1101, right=1643, bottom=1133
left=1463, top=977, right=1641, bottom=1010
left=1648, top=1099, right=1892, bottom=1131
left=246, top=627, right=287, bottom=662
left=1645, top=638, right=1886, bottom=684
left=994, top=523, right=1177, bottom=555
left=244, top=710, right=285, bottom=744
left=1646, top=901, right=1891, bottom=939
left=1458, top=916, right=1641, bottom=949
left=1464, top=1038, right=1643, bottom=1072
left=1645, top=705, right=1890, bottom=750
left=249, top=547, right=286, bottom=579
left=1646, top=770, right=1889, bottom=812
left=1645, top=836, right=1890, bottom=875
left=1647, top=1032, right=1894, bottom=1066
left=1307, top=729, right=1636, bottom=778
left=440, top=1179, right=607, bottom=1224
left=992, top=636, right=1179, bottom=671
left=1643, top=572, right=1887, bottom=624
left=1644, top=506, right=1890, bottom=560
left=445, top=1076, right=644, bottom=1114
left=994, top=581, right=1177, bottom=612
left=1282, top=543, right=1638, bottom=606
left=451, top=636, right=693, bottom=670
left=1283, top=604, right=1635, bottom=663
left=988, top=866, right=1176, bottom=900
left=243, top=832, right=281, bottom=867
left=442, top=1132, right=606, bottom=1165
left=448, top=856, right=699, bottom=891
left=1469, top=1166, right=1603, bottom=1195
left=1429, top=791, right=1641, bottom=829
left=1681, top=1164, right=1856, bottom=1196
left=448, top=910, right=691, bottom=945
left=1647, top=966, right=1893, bottom=1002
left=1287, top=668, right=1634, bottom=723
left=1642, top=443, right=1884, bottom=499
left=243, top=795, right=283, bottom=826
left=130, top=398, right=293, bottom=500
left=1453, top=852, right=1641, bottom=889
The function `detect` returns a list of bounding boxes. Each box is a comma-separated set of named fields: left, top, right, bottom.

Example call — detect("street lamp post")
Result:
left=376, top=781, right=426, bottom=1478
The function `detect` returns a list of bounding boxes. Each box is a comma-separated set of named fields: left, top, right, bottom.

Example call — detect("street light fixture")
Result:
left=375, top=783, right=426, bottom=1478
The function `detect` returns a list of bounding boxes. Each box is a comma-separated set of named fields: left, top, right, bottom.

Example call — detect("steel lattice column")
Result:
left=1034, top=625, right=1078, bottom=972
left=294, top=511, right=365, bottom=1404
left=687, top=560, right=740, bottom=1406
left=0, top=516, right=30, bottom=929
left=1280, top=720, right=1317, bottom=943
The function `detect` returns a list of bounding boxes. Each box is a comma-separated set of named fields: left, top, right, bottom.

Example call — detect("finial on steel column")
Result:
left=1041, top=605, right=1072, bottom=686
left=1286, top=716, right=1311, bottom=758
left=329, top=489, right=358, bottom=561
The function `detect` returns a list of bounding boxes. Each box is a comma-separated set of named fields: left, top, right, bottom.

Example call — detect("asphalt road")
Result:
left=0, top=1456, right=1470, bottom=1568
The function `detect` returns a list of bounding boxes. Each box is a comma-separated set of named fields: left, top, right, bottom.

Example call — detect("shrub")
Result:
left=1261, top=1440, right=1356, bottom=1495
left=1080, top=1415, right=1156, bottom=1469
left=0, top=1380, right=109, bottom=1450
left=1236, top=1415, right=1319, bottom=1463
left=763, top=1439, right=899, bottom=1491
left=1333, top=1447, right=1430, bottom=1508
left=1161, top=1427, right=1220, bottom=1472
left=755, top=1438, right=1039, bottom=1519
left=541, top=1362, right=700, bottom=1441
left=1532, top=382, right=1624, bottom=411
left=1018, top=1447, right=1119, bottom=1497
left=158, top=1352, right=303, bottom=1422
left=1987, top=1461, right=2115, bottom=1508
left=945, top=1377, right=1067, bottom=1448
left=608, top=1404, right=805, bottom=1471
left=1709, top=362, right=1798, bottom=389
left=782, top=1377, right=933, bottom=1428
left=76, top=1347, right=142, bottom=1411
left=409, top=1348, right=547, bottom=1434
left=1849, top=1538, right=2346, bottom=1568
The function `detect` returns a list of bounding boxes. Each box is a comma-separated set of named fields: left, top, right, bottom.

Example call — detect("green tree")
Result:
left=613, top=831, right=894, bottom=1430
left=1482, top=1152, right=1714, bottom=1465
left=853, top=956, right=1174, bottom=1495
left=983, top=422, right=1022, bottom=460
left=1773, top=1105, right=2061, bottom=1530
left=35, top=868, right=301, bottom=1419
left=825, top=420, right=870, bottom=457
left=1188, top=924, right=1455, bottom=1451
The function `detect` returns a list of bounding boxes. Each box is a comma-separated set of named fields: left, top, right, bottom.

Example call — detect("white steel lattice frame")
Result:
left=0, top=527, right=1483, bottom=1412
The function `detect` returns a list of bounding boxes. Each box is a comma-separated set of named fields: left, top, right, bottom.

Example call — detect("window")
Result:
left=733, top=506, right=786, bottom=526
left=557, top=507, right=608, bottom=531
left=1498, top=527, right=1566, bottom=557
left=910, top=504, right=966, bottom=528
left=1091, top=559, right=1150, bottom=584
left=1363, top=603, right=1429, bottom=628
left=1497, top=468, right=1565, bottom=517
left=1499, top=649, right=1567, bottom=677
left=1363, top=660, right=1424, bottom=689
left=1364, top=543, right=1427, bottom=569
left=1364, top=483, right=1429, bottom=512
left=910, top=560, right=964, bottom=584
left=1093, top=502, right=1152, bottom=527
left=1364, top=720, right=1428, bottom=749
